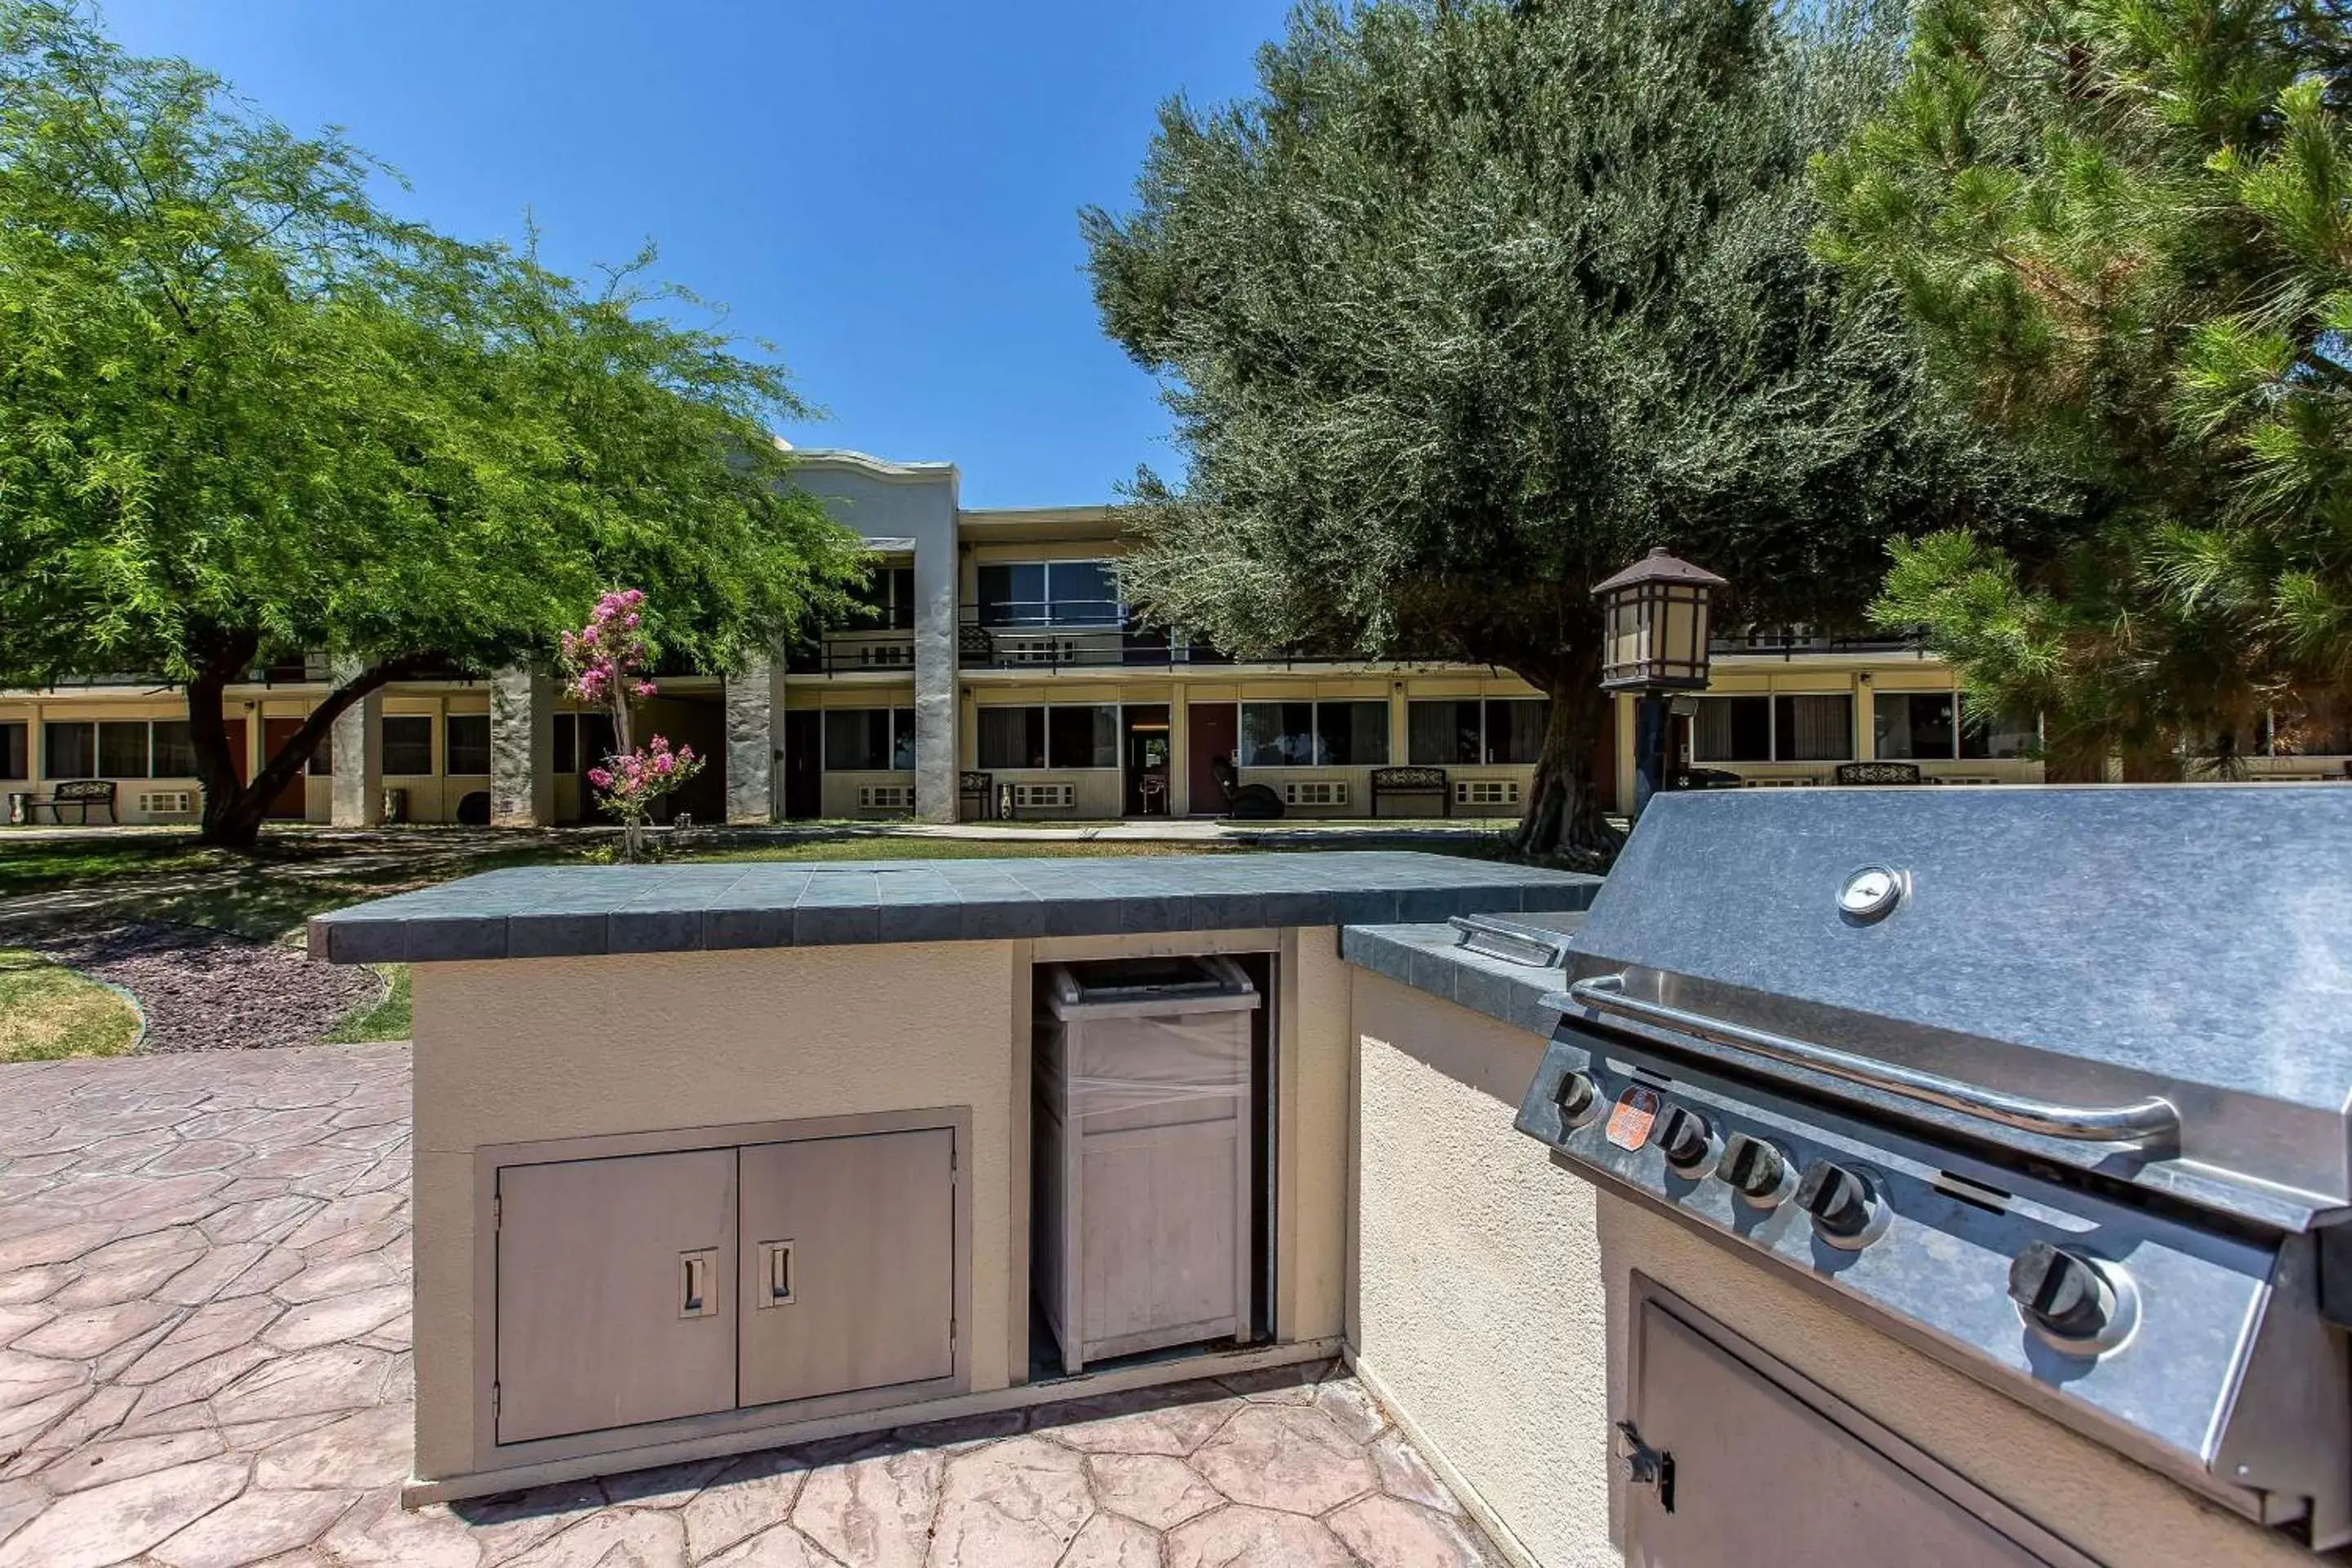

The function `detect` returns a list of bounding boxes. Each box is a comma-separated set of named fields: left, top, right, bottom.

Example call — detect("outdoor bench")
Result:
left=1369, top=766, right=1450, bottom=817
left=12, top=778, right=118, bottom=825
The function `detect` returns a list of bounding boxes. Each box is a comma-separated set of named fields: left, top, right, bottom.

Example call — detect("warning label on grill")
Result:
left=1606, top=1086, right=1661, bottom=1151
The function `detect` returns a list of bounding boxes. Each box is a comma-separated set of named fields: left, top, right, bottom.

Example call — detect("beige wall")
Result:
left=1348, top=970, right=2317, bottom=1568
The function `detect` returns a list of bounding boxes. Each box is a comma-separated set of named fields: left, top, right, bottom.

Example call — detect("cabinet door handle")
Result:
left=757, top=1240, right=795, bottom=1308
left=679, top=1248, right=719, bottom=1318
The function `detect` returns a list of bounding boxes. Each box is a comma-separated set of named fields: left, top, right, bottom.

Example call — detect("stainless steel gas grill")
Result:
left=1513, top=785, right=2352, bottom=1552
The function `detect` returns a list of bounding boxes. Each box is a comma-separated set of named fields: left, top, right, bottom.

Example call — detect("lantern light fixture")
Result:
left=1592, top=547, right=1726, bottom=694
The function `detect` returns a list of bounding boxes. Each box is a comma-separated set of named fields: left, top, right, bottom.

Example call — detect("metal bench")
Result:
left=959, top=771, right=995, bottom=820
left=22, top=778, right=118, bottom=825
left=1833, top=762, right=1922, bottom=786
left=1369, top=766, right=1450, bottom=817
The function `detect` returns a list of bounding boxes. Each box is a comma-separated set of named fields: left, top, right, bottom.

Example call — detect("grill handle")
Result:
left=1556, top=973, right=2180, bottom=1147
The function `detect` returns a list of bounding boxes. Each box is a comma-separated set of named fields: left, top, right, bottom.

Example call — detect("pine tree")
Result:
left=1815, top=0, right=2352, bottom=773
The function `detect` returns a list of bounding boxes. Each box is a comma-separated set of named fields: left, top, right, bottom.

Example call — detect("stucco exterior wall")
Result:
left=1348, top=969, right=2317, bottom=1568
left=1349, top=969, right=1618, bottom=1568
left=408, top=938, right=1021, bottom=1480
left=785, top=456, right=960, bottom=822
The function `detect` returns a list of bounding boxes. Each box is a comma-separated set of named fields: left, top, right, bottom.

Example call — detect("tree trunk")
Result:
left=187, top=642, right=440, bottom=849
left=1507, top=653, right=1624, bottom=864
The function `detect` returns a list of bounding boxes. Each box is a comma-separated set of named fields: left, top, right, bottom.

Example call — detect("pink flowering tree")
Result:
left=558, top=589, right=703, bottom=861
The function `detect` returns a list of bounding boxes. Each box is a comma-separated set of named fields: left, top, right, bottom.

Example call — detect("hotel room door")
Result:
left=1187, top=703, right=1238, bottom=816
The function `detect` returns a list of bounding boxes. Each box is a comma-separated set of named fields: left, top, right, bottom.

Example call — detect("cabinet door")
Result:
left=1628, top=1302, right=2056, bottom=1567
left=739, top=1129, right=955, bottom=1407
left=494, top=1149, right=736, bottom=1445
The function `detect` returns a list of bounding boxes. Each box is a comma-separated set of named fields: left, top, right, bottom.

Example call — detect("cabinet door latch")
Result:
left=1615, top=1420, right=1675, bottom=1512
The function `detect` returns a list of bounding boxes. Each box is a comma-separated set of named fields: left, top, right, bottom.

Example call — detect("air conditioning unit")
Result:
left=855, top=785, right=915, bottom=812
left=138, top=791, right=197, bottom=814
left=1455, top=779, right=1521, bottom=806
left=1011, top=782, right=1076, bottom=809
left=1281, top=781, right=1349, bottom=807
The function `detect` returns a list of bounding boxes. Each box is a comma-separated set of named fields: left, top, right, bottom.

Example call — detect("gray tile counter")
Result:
left=307, top=850, right=1605, bottom=964
left=1339, top=912, right=1588, bottom=1036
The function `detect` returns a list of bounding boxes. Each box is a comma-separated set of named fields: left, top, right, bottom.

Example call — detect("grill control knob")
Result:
left=1720, top=1133, right=1795, bottom=1207
left=1555, top=1071, right=1598, bottom=1126
left=2008, top=1243, right=2119, bottom=1344
left=1795, top=1161, right=1884, bottom=1245
left=1656, top=1105, right=1717, bottom=1176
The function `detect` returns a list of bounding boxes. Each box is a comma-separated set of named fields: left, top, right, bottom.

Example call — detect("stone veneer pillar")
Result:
left=489, top=666, right=555, bottom=827
left=328, top=664, right=383, bottom=827
left=724, top=654, right=782, bottom=824
left=911, top=541, right=958, bottom=823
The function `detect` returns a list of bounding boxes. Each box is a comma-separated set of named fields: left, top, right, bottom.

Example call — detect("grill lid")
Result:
left=1563, top=786, right=2352, bottom=1226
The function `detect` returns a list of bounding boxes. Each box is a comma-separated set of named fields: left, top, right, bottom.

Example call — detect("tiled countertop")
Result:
left=1339, top=912, right=1588, bottom=1036
left=307, top=851, right=1604, bottom=964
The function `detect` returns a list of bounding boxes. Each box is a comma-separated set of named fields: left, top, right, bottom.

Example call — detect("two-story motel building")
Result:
left=8, top=448, right=2347, bottom=830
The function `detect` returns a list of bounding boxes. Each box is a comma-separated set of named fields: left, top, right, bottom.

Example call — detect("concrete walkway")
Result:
left=0, top=1045, right=1500, bottom=1567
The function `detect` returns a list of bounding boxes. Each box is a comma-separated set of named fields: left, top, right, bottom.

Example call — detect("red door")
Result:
left=261, top=718, right=306, bottom=817
left=1187, top=702, right=1239, bottom=816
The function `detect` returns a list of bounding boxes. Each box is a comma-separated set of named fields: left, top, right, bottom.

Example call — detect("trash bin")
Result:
left=1032, top=956, right=1260, bottom=1374
left=380, top=786, right=408, bottom=824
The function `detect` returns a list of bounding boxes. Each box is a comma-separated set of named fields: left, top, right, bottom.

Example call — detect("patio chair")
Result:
left=1833, top=761, right=1923, bottom=786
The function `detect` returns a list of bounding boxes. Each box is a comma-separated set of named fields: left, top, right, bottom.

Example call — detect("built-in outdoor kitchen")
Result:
left=309, top=784, right=2352, bottom=1566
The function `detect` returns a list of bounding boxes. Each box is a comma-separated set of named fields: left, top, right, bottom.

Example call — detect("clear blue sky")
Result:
left=100, top=1, right=1289, bottom=509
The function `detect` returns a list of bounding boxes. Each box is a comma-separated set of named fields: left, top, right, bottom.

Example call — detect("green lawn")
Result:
left=0, top=947, right=141, bottom=1062
left=327, top=963, right=412, bottom=1043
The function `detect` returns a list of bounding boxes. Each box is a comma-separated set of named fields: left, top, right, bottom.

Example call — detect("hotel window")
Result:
left=0, top=722, right=24, bottom=781
left=824, top=708, right=917, bottom=772
left=98, top=721, right=151, bottom=778
left=381, top=715, right=434, bottom=776
left=1313, top=701, right=1389, bottom=766
left=978, top=706, right=1046, bottom=770
left=1408, top=699, right=1549, bottom=765
left=850, top=566, right=918, bottom=630
left=1874, top=693, right=2034, bottom=760
left=1240, top=702, right=1315, bottom=766
left=977, top=705, right=1117, bottom=769
left=1240, top=701, right=1392, bottom=766
left=44, top=721, right=96, bottom=778
left=444, top=715, right=492, bottom=776
left=978, top=561, right=1122, bottom=627
left=1046, top=706, right=1118, bottom=769
left=1693, top=694, right=1853, bottom=764
left=152, top=722, right=198, bottom=777
left=307, top=726, right=332, bottom=777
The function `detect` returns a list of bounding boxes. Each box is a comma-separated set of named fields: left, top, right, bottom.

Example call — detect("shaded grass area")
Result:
left=327, top=963, right=412, bottom=1044
left=0, top=947, right=141, bottom=1062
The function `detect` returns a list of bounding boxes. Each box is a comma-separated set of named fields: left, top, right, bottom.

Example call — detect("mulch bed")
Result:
left=22, top=921, right=381, bottom=1053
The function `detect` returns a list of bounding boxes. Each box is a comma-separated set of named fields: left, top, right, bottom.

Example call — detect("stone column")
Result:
left=724, top=653, right=782, bottom=824
left=911, top=541, right=960, bottom=822
left=490, top=666, right=555, bottom=827
left=329, top=666, right=383, bottom=827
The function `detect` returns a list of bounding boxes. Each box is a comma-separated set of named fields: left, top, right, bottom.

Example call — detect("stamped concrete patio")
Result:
left=0, top=1045, right=1502, bottom=1568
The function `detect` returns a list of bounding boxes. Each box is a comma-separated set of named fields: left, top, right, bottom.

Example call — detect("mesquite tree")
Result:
left=1085, top=0, right=2063, bottom=856
left=0, top=2, right=863, bottom=845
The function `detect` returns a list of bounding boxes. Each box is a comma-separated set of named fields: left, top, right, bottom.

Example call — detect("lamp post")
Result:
left=1593, top=547, right=1726, bottom=823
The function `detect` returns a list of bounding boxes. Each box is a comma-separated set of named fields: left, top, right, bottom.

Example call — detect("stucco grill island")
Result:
left=308, top=850, right=1601, bottom=1507
left=312, top=793, right=2352, bottom=1566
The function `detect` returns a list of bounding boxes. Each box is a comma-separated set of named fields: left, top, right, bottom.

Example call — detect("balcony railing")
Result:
left=786, top=630, right=918, bottom=675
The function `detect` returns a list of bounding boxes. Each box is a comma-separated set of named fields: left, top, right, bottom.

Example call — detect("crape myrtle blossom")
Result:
left=557, top=589, right=702, bottom=860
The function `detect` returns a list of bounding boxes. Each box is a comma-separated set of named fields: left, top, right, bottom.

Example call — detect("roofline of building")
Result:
left=782, top=446, right=960, bottom=483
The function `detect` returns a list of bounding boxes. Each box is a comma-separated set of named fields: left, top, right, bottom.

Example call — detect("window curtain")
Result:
left=1777, top=696, right=1852, bottom=762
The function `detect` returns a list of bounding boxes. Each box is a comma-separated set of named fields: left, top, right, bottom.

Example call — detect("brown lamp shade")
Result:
left=1594, top=547, right=1726, bottom=693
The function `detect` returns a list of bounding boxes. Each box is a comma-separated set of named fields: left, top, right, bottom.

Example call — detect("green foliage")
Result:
left=1085, top=0, right=2060, bottom=849
left=1815, top=0, right=2352, bottom=768
left=0, top=2, right=864, bottom=840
